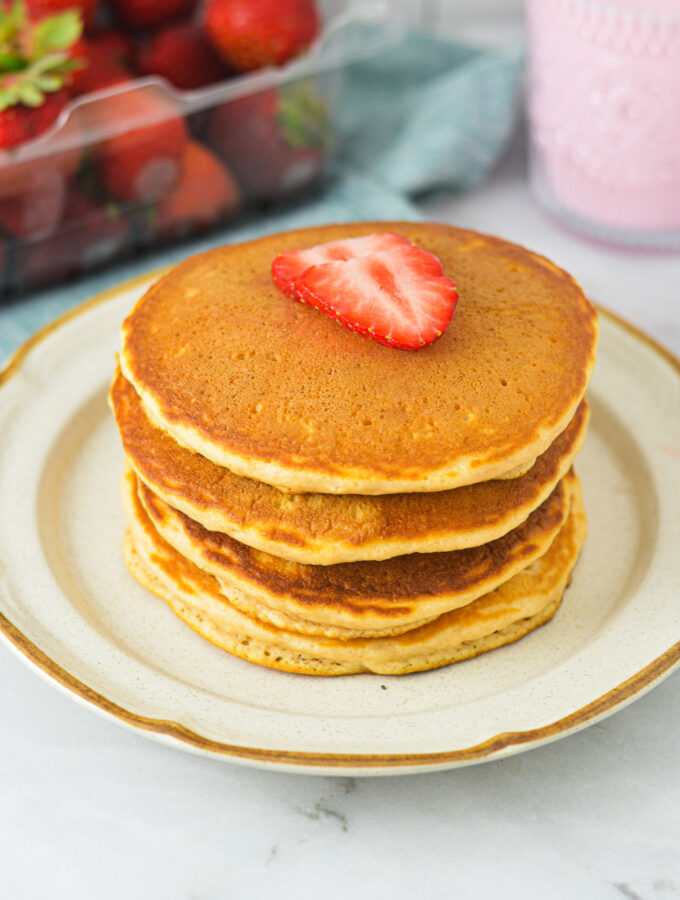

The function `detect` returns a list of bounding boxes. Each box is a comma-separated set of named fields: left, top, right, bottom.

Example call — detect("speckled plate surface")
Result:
left=0, top=274, right=679, bottom=776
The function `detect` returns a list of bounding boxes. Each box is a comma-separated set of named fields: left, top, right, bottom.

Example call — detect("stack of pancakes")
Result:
left=111, top=222, right=598, bottom=676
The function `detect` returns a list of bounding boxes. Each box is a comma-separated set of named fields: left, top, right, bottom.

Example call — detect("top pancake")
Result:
left=120, top=222, right=598, bottom=495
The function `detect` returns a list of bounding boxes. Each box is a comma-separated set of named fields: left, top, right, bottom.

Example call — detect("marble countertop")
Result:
left=1, top=136, right=679, bottom=899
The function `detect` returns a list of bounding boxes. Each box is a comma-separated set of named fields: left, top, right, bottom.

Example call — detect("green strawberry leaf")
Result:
left=15, top=81, right=43, bottom=106
left=278, top=80, right=332, bottom=151
left=0, top=1, right=25, bottom=39
left=11, top=0, right=25, bottom=26
left=33, top=10, right=82, bottom=57
left=0, top=52, right=25, bottom=71
left=0, top=89, right=16, bottom=111
left=0, top=49, right=76, bottom=109
left=32, top=51, right=71, bottom=74
left=34, top=73, right=61, bottom=91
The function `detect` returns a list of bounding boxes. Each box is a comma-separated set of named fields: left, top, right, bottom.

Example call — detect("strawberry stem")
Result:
left=0, top=3, right=83, bottom=110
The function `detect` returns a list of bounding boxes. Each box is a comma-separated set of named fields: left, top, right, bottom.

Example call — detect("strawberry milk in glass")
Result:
left=527, top=0, right=680, bottom=248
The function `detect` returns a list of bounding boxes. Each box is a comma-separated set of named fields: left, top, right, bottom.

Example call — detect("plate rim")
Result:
left=1, top=270, right=679, bottom=773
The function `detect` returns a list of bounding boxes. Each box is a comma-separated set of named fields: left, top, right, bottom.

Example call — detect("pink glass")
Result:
left=527, top=0, right=680, bottom=248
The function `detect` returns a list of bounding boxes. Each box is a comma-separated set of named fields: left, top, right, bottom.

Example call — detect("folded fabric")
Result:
left=336, top=32, right=523, bottom=196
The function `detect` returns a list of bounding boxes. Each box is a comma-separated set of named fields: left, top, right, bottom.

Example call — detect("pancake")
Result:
left=123, top=474, right=587, bottom=675
left=111, top=368, right=588, bottom=564
left=119, top=222, right=598, bottom=495
left=126, top=467, right=577, bottom=634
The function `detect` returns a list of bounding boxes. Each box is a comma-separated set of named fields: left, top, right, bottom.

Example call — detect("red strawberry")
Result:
left=0, top=84, right=71, bottom=151
left=272, top=234, right=458, bottom=350
left=68, top=30, right=134, bottom=96
left=25, top=0, right=99, bottom=30
left=109, top=0, right=198, bottom=31
left=0, top=5, right=83, bottom=147
left=14, top=188, right=130, bottom=290
left=0, top=7, right=84, bottom=206
left=207, top=85, right=326, bottom=200
left=205, top=0, right=319, bottom=72
left=149, top=140, right=239, bottom=238
left=26, top=86, right=70, bottom=136
left=136, top=23, right=231, bottom=91
left=0, top=165, right=66, bottom=238
left=62, top=190, right=130, bottom=268
left=0, top=89, right=81, bottom=201
left=272, top=232, right=409, bottom=300
left=87, top=28, right=134, bottom=66
left=70, top=57, right=130, bottom=95
left=0, top=88, right=79, bottom=184
left=64, top=35, right=90, bottom=94
left=85, top=86, right=188, bottom=202
left=0, top=104, right=31, bottom=149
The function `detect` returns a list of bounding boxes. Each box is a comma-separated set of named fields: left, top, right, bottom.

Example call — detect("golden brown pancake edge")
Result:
left=125, top=467, right=577, bottom=633
left=111, top=367, right=589, bottom=564
left=122, top=475, right=587, bottom=675
left=120, top=222, right=598, bottom=494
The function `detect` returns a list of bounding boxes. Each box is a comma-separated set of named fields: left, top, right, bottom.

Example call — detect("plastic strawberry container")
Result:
left=0, top=0, right=400, bottom=295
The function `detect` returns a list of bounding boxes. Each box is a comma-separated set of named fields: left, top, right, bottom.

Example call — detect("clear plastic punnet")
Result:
left=0, top=0, right=402, bottom=295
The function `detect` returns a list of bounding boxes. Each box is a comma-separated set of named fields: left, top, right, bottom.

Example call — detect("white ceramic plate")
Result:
left=1, top=274, right=679, bottom=776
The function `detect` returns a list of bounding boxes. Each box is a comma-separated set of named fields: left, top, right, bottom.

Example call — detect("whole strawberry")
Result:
left=69, top=58, right=129, bottom=95
left=205, top=0, right=319, bottom=72
left=0, top=89, right=67, bottom=149
left=68, top=30, right=133, bottom=96
left=109, top=0, right=198, bottom=31
left=207, top=83, right=329, bottom=199
left=149, top=140, right=239, bottom=239
left=64, top=34, right=90, bottom=93
left=85, top=85, right=188, bottom=202
left=136, top=23, right=230, bottom=91
left=8, top=86, right=70, bottom=143
left=15, top=187, right=130, bottom=290
left=87, top=28, right=134, bottom=67
left=0, top=162, right=65, bottom=237
left=0, top=4, right=84, bottom=201
left=0, top=6, right=83, bottom=150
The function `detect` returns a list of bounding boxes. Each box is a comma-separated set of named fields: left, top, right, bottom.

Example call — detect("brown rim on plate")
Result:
left=1, top=271, right=679, bottom=771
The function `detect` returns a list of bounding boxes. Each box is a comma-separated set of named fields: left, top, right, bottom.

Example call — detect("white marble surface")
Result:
left=1, top=137, right=680, bottom=899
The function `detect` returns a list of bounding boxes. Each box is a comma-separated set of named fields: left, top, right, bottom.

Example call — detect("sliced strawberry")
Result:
left=272, top=232, right=410, bottom=300
left=288, top=238, right=458, bottom=350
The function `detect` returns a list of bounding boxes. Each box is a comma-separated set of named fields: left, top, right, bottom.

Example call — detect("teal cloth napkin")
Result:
left=336, top=34, right=522, bottom=196
left=0, top=34, right=522, bottom=363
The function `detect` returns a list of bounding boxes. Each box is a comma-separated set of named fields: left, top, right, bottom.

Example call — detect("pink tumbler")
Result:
left=527, top=0, right=680, bottom=248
